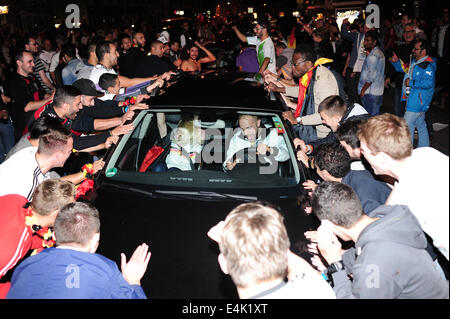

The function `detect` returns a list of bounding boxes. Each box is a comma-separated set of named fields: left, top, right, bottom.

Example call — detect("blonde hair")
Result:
left=219, top=202, right=289, bottom=288
left=357, top=113, right=412, bottom=160
left=172, top=119, right=202, bottom=147
left=31, top=179, right=76, bottom=216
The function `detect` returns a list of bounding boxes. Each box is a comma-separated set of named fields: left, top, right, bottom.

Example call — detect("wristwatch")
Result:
left=327, top=261, right=345, bottom=275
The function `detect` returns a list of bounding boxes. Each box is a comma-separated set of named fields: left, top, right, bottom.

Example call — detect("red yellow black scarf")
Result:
left=295, top=58, right=333, bottom=118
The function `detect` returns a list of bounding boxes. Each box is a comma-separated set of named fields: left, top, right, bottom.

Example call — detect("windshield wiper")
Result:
left=154, top=190, right=257, bottom=201
left=100, top=182, right=257, bottom=201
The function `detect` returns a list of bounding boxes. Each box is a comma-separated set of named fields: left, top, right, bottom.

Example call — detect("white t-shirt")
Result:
left=246, top=36, right=277, bottom=74
left=89, top=64, right=117, bottom=86
left=39, top=50, right=56, bottom=72
left=388, top=147, right=449, bottom=260
left=224, top=128, right=290, bottom=171
left=165, top=143, right=203, bottom=171
left=251, top=273, right=336, bottom=299
left=0, top=147, right=51, bottom=201
left=49, top=49, right=82, bottom=73
left=89, top=64, right=124, bottom=100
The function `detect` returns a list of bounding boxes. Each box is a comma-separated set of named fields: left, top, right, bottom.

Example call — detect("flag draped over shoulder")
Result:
left=400, top=59, right=410, bottom=74
left=295, top=58, right=333, bottom=118
left=288, top=27, right=296, bottom=49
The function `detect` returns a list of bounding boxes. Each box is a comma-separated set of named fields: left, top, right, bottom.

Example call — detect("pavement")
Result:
left=381, top=87, right=449, bottom=155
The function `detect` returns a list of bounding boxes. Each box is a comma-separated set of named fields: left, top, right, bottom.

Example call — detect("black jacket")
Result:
left=5, top=73, right=45, bottom=140
left=34, top=102, right=110, bottom=150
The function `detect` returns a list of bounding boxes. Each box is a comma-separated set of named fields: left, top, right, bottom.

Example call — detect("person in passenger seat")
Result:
left=165, top=119, right=205, bottom=171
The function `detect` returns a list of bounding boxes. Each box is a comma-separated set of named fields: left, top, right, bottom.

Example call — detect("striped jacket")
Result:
left=0, top=147, right=50, bottom=201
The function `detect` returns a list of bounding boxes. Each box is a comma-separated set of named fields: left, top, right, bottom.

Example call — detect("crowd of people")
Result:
left=0, top=6, right=449, bottom=299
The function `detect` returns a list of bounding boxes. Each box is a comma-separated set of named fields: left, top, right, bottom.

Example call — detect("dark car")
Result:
left=89, top=71, right=319, bottom=298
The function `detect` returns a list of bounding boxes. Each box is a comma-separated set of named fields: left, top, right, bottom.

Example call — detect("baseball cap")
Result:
left=72, top=78, right=104, bottom=97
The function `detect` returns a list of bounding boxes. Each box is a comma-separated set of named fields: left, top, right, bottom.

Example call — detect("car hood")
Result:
left=91, top=185, right=318, bottom=298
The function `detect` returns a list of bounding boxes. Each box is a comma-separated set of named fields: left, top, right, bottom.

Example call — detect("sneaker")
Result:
left=432, top=123, right=449, bottom=132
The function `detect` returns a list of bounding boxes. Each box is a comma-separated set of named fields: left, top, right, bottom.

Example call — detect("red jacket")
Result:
left=0, top=195, right=36, bottom=298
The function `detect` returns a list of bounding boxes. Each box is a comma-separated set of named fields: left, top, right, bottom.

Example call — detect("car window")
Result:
left=104, top=109, right=300, bottom=189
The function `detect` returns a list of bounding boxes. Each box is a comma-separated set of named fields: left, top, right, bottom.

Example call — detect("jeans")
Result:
left=404, top=111, right=429, bottom=148
left=394, top=86, right=406, bottom=117
left=0, top=117, right=15, bottom=164
left=361, top=94, right=383, bottom=116
left=345, top=69, right=361, bottom=105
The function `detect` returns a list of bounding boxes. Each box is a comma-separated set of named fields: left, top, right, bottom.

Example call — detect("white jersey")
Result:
left=251, top=272, right=336, bottom=299
left=89, top=64, right=125, bottom=100
left=224, top=128, right=289, bottom=170
left=0, top=147, right=51, bottom=201
left=388, top=147, right=449, bottom=260
left=247, top=36, right=277, bottom=74
left=165, top=143, right=203, bottom=171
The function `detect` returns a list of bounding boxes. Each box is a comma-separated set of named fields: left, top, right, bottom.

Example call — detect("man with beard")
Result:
left=264, top=45, right=338, bottom=144
left=385, top=23, right=416, bottom=117
left=232, top=19, right=277, bottom=77
left=118, top=32, right=147, bottom=78
left=34, top=85, right=129, bottom=152
left=134, top=40, right=171, bottom=77
left=180, top=41, right=216, bottom=72
left=24, top=35, right=55, bottom=94
left=90, top=41, right=171, bottom=101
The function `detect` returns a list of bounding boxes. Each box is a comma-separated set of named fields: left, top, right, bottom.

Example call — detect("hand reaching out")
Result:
left=317, top=221, right=343, bottom=264
left=136, top=94, right=150, bottom=103
left=302, top=180, right=318, bottom=193
left=129, top=103, right=149, bottom=111
left=282, top=111, right=297, bottom=125
left=121, top=243, right=152, bottom=286
left=91, top=159, right=105, bottom=174
left=121, top=110, right=135, bottom=124
left=111, top=123, right=134, bottom=136
left=207, top=221, right=225, bottom=243
left=105, top=135, right=119, bottom=149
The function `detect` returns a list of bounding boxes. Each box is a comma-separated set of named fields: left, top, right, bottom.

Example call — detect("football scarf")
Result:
left=295, top=58, right=333, bottom=118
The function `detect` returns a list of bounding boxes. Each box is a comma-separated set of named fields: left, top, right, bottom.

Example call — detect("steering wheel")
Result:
left=231, top=146, right=271, bottom=166
left=232, top=147, right=256, bottom=165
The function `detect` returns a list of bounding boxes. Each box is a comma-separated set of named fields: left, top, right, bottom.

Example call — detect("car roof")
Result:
left=149, top=71, right=281, bottom=112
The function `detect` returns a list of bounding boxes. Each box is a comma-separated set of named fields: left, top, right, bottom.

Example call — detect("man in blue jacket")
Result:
left=391, top=40, right=436, bottom=147
left=7, top=202, right=151, bottom=299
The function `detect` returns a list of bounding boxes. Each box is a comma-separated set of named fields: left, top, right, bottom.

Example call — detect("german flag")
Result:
left=295, top=69, right=313, bottom=118
left=400, top=59, right=410, bottom=74
left=295, top=58, right=333, bottom=118
left=288, top=27, right=296, bottom=49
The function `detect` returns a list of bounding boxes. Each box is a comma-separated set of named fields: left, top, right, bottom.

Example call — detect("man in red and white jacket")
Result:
left=0, top=179, right=75, bottom=298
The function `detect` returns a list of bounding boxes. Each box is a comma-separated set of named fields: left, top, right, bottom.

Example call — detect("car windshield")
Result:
left=104, top=108, right=300, bottom=189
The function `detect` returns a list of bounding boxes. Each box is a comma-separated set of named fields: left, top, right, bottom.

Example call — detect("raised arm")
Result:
left=195, top=41, right=216, bottom=64
left=231, top=26, right=248, bottom=43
